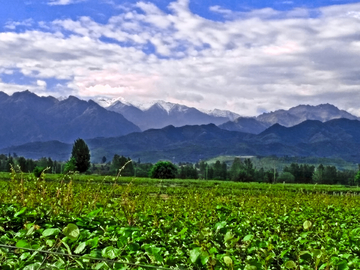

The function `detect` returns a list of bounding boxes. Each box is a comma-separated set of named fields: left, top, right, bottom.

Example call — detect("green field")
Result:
left=1, top=171, right=360, bottom=269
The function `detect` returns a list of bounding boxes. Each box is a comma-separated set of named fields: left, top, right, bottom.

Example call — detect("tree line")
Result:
left=1, top=138, right=359, bottom=185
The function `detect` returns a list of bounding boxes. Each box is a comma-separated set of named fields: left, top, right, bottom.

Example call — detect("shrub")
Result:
left=149, top=161, right=177, bottom=179
left=33, top=166, right=45, bottom=178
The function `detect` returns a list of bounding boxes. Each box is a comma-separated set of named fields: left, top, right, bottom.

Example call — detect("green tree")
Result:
left=278, top=172, right=295, bottom=183
left=70, top=138, right=91, bottom=173
left=312, top=164, right=324, bottom=184
left=229, top=158, right=243, bottom=181
left=213, top=160, right=223, bottom=180
left=110, top=155, right=134, bottom=176
left=26, top=159, right=36, bottom=173
left=6, top=156, right=14, bottom=172
left=149, top=161, right=177, bottom=179
left=17, top=157, right=27, bottom=172
left=354, top=170, right=360, bottom=186
left=135, top=163, right=153, bottom=177
left=63, top=157, right=76, bottom=173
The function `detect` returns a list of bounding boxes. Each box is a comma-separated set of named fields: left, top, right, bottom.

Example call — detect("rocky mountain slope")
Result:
left=0, top=91, right=140, bottom=148
left=100, top=99, right=238, bottom=131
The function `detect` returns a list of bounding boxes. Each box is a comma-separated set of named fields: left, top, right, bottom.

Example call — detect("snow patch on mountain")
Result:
left=93, top=97, right=129, bottom=108
left=94, top=96, right=239, bottom=118
left=132, top=100, right=189, bottom=114
left=205, top=109, right=241, bottom=121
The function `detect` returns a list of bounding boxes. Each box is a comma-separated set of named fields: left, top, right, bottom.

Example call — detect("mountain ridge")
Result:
left=0, top=91, right=140, bottom=148
left=3, top=119, right=360, bottom=164
left=219, top=103, right=359, bottom=134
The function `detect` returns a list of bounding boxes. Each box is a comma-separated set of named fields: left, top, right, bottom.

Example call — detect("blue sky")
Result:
left=1, top=0, right=360, bottom=116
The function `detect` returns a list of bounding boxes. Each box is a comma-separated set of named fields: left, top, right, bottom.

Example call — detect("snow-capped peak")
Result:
left=152, top=100, right=181, bottom=114
left=206, top=109, right=241, bottom=121
left=93, top=96, right=129, bottom=108
left=132, top=100, right=189, bottom=114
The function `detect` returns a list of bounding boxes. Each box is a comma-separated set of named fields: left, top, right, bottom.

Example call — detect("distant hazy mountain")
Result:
left=257, top=104, right=358, bottom=126
left=105, top=100, right=232, bottom=130
left=219, top=104, right=359, bottom=134
left=4, top=119, right=360, bottom=163
left=256, top=118, right=360, bottom=145
left=219, top=117, right=271, bottom=134
left=0, top=124, right=253, bottom=162
left=0, top=91, right=140, bottom=148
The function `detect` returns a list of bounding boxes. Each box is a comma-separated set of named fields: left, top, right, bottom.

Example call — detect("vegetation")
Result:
left=32, top=166, right=45, bottom=178
left=1, top=169, right=360, bottom=269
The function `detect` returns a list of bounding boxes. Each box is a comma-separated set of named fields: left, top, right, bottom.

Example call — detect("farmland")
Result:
left=1, top=170, right=360, bottom=269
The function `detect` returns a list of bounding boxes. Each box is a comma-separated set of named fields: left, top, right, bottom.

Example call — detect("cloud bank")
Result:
left=1, top=0, right=360, bottom=116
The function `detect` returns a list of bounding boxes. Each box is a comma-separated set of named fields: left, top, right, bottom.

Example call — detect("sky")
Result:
left=1, top=0, right=360, bottom=116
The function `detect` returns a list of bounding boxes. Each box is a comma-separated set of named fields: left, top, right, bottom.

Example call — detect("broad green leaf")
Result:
left=244, top=265, right=257, bottom=270
left=127, top=242, right=140, bottom=251
left=61, top=240, right=72, bottom=255
left=95, top=262, right=108, bottom=270
left=16, top=240, right=31, bottom=249
left=26, top=226, right=35, bottom=236
left=209, top=247, right=218, bottom=254
left=338, top=262, right=349, bottom=270
left=62, top=223, right=80, bottom=241
left=102, top=246, right=120, bottom=259
left=74, top=242, right=87, bottom=254
left=243, top=234, right=254, bottom=242
left=224, top=231, right=235, bottom=242
left=46, top=239, right=56, bottom=247
left=177, top=227, right=188, bottom=236
left=14, top=207, right=27, bottom=217
left=280, top=250, right=289, bottom=258
left=117, top=236, right=127, bottom=248
left=200, top=253, right=209, bottom=265
left=87, top=208, right=103, bottom=218
left=215, top=221, right=227, bottom=231
left=20, top=252, right=31, bottom=260
left=89, top=249, right=102, bottom=258
left=350, top=228, right=360, bottom=240
left=23, top=263, right=41, bottom=270
left=224, top=256, right=233, bottom=266
left=285, top=260, right=297, bottom=269
left=42, top=228, right=60, bottom=237
left=303, top=220, right=312, bottom=230
left=86, top=237, right=99, bottom=248
left=190, top=247, right=202, bottom=263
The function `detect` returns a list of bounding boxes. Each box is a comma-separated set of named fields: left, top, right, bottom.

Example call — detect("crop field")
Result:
left=1, top=171, right=360, bottom=269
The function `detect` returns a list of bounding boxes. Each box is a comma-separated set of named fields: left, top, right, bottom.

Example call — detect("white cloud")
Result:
left=1, top=0, right=360, bottom=116
left=5, top=19, right=34, bottom=30
left=47, top=0, right=86, bottom=6
left=37, top=80, right=47, bottom=88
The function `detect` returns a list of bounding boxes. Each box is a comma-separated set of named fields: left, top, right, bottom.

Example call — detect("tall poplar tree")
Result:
left=71, top=138, right=91, bottom=173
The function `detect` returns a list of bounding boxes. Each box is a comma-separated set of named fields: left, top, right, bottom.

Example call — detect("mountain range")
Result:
left=3, top=119, right=360, bottom=164
left=101, top=99, right=240, bottom=130
left=219, top=103, right=359, bottom=134
left=1, top=90, right=360, bottom=164
left=0, top=91, right=140, bottom=148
